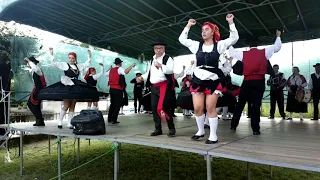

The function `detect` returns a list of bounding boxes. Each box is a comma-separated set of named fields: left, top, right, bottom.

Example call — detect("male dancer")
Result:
left=309, top=63, right=320, bottom=120
left=137, top=39, right=175, bottom=137
left=229, top=30, right=282, bottom=135
left=25, top=57, right=47, bottom=126
left=106, top=58, right=135, bottom=124
left=267, top=64, right=286, bottom=119
left=130, top=72, right=144, bottom=113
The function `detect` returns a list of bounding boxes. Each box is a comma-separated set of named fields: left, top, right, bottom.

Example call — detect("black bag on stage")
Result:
left=71, top=110, right=106, bottom=135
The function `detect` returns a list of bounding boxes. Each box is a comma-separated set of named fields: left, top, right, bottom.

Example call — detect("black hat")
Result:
left=136, top=72, right=142, bottom=76
left=313, top=63, right=320, bottom=67
left=151, top=38, right=167, bottom=46
left=29, top=56, right=39, bottom=64
left=114, top=58, right=123, bottom=64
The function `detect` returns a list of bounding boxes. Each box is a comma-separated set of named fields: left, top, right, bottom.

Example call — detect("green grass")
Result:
left=0, top=136, right=319, bottom=180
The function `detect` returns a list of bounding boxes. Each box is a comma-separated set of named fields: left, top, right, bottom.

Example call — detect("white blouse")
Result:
left=178, top=23, right=239, bottom=81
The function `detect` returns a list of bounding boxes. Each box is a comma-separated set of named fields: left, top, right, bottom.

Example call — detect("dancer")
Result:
left=309, top=63, right=320, bottom=120
left=267, top=64, right=286, bottom=119
left=286, top=67, right=307, bottom=120
left=229, top=30, right=282, bottom=135
left=137, top=39, right=176, bottom=137
left=180, top=61, right=194, bottom=116
left=178, top=14, right=238, bottom=144
left=25, top=57, right=47, bottom=126
left=84, top=63, right=105, bottom=109
left=37, top=48, right=105, bottom=129
left=130, top=72, right=144, bottom=113
left=106, top=58, right=135, bottom=124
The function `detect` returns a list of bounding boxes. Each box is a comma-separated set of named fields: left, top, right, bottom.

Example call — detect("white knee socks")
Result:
left=204, top=112, right=209, bottom=126
left=195, top=114, right=205, bottom=136
left=58, top=110, right=66, bottom=126
left=208, top=117, right=218, bottom=141
left=67, top=112, right=74, bottom=128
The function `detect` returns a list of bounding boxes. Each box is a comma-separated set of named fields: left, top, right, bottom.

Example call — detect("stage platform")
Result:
left=1, top=114, right=320, bottom=179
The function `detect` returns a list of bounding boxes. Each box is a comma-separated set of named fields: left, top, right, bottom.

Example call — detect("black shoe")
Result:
left=172, top=114, right=177, bottom=117
left=58, top=125, right=62, bottom=129
left=268, top=116, right=274, bottom=119
left=150, top=129, right=163, bottom=136
left=204, top=124, right=210, bottom=129
left=253, top=131, right=261, bottom=135
left=205, top=139, right=218, bottom=144
left=311, top=118, right=319, bottom=120
left=282, top=116, right=286, bottom=120
left=230, top=127, right=236, bottom=131
left=167, top=129, right=176, bottom=137
left=112, top=121, right=120, bottom=124
left=286, top=118, right=292, bottom=120
left=33, top=120, right=45, bottom=126
left=191, top=134, right=204, bottom=140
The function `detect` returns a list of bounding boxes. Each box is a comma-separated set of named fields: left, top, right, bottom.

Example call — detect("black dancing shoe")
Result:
left=150, top=129, right=163, bottom=136
left=167, top=129, right=176, bottom=137
left=204, top=124, right=210, bottom=129
left=191, top=134, right=204, bottom=140
left=230, top=127, right=236, bottom=131
left=253, top=131, right=261, bottom=135
left=33, top=120, right=45, bottom=127
left=58, top=125, right=62, bottom=129
left=205, top=139, right=218, bottom=144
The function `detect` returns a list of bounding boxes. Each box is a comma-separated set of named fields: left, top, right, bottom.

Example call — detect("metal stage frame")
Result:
left=0, top=115, right=319, bottom=180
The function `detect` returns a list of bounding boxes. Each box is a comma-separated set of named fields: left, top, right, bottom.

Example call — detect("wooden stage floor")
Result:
left=1, top=114, right=320, bottom=173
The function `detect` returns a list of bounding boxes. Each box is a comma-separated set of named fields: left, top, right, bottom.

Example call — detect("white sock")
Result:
left=204, top=113, right=209, bottom=125
left=208, top=117, right=218, bottom=141
left=289, top=112, right=293, bottom=118
left=58, top=110, right=66, bottom=126
left=222, top=107, right=228, bottom=119
left=195, top=114, right=205, bottom=136
left=67, top=112, right=74, bottom=127
left=299, top=113, right=303, bottom=119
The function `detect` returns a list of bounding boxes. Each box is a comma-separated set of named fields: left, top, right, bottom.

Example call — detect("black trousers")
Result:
left=151, top=86, right=174, bottom=130
left=171, top=90, right=177, bottom=115
left=247, top=98, right=252, bottom=117
left=133, top=92, right=142, bottom=112
left=27, top=88, right=44, bottom=121
left=108, top=88, right=123, bottom=122
left=231, top=80, right=265, bottom=132
left=270, top=89, right=285, bottom=118
left=313, top=92, right=320, bottom=119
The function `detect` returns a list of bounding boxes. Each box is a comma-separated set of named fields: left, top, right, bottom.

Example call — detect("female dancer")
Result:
left=286, top=67, right=308, bottom=120
left=84, top=63, right=105, bottom=109
left=178, top=14, right=239, bottom=144
left=37, top=48, right=104, bottom=129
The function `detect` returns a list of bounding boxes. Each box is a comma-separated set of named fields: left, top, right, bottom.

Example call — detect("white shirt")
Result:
left=50, top=55, right=91, bottom=85
left=28, top=61, right=42, bottom=76
left=178, top=23, right=239, bottom=80
left=88, top=65, right=104, bottom=80
left=141, top=53, right=174, bottom=84
left=288, top=74, right=307, bottom=88
left=105, top=66, right=126, bottom=77
left=228, top=37, right=282, bottom=61
left=308, top=73, right=320, bottom=90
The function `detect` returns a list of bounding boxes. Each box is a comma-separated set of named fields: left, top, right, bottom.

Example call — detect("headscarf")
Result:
left=202, top=22, right=220, bottom=42
left=68, top=52, right=77, bottom=64
left=84, top=68, right=95, bottom=80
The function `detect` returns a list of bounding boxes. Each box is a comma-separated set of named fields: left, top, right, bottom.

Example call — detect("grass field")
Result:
left=0, top=135, right=319, bottom=180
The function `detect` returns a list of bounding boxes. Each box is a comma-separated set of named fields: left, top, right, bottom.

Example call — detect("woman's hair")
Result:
left=293, top=66, right=300, bottom=73
left=84, top=68, right=95, bottom=80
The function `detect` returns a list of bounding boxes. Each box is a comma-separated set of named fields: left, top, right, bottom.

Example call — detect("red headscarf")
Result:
left=68, top=52, right=77, bottom=63
left=202, top=22, right=220, bottom=42
left=84, top=68, right=96, bottom=80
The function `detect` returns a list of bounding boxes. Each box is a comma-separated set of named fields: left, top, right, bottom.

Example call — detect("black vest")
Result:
left=33, top=73, right=44, bottom=89
left=146, top=54, right=174, bottom=88
left=86, top=76, right=97, bottom=87
left=64, top=63, right=79, bottom=79
left=311, top=73, right=320, bottom=93
left=194, top=42, right=226, bottom=86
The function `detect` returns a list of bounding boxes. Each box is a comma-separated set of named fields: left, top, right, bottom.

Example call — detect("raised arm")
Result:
left=92, top=63, right=104, bottom=80
left=217, top=14, right=239, bottom=54
left=178, top=19, right=200, bottom=54
left=49, top=48, right=68, bottom=70
left=124, top=63, right=136, bottom=74
left=24, top=57, right=42, bottom=76
left=77, top=50, right=92, bottom=71
left=228, top=46, right=243, bottom=61
left=265, top=30, right=282, bottom=59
